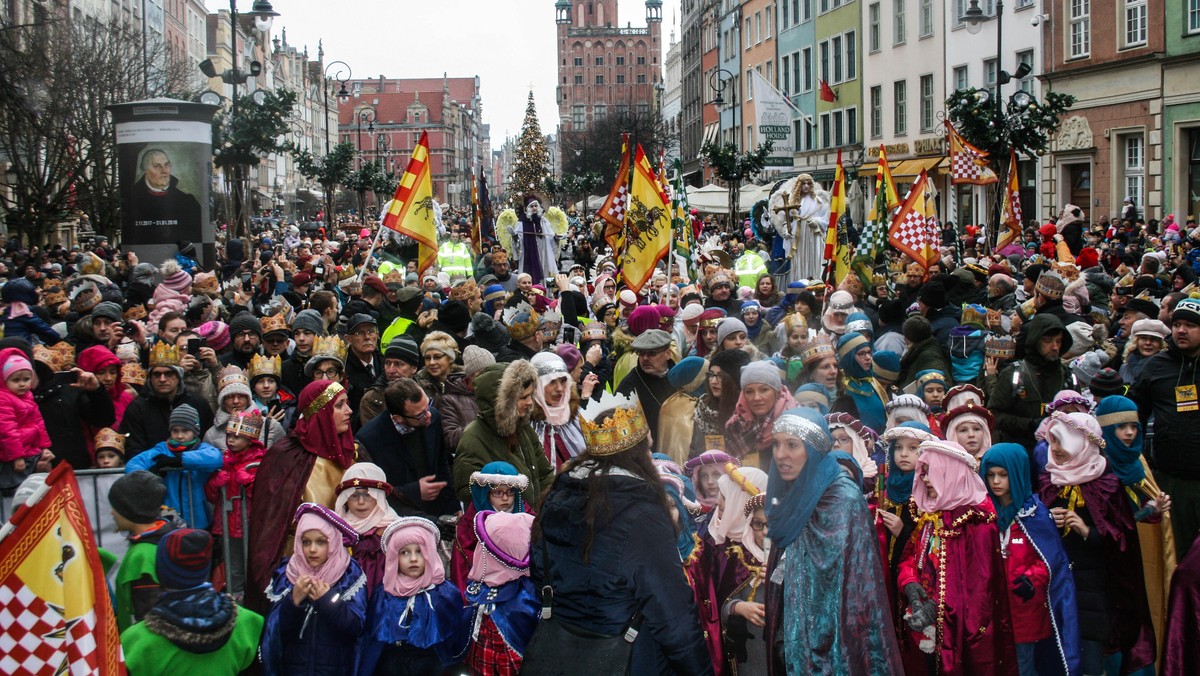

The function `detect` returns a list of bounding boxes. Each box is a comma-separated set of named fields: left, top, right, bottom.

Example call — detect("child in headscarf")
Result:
left=659, top=471, right=724, bottom=673
left=884, top=394, right=931, bottom=429
left=981, top=443, right=1082, bottom=676
left=719, top=484, right=769, bottom=674
left=1094, top=395, right=1172, bottom=520
left=334, top=463, right=400, bottom=596
left=826, top=412, right=884, bottom=496
left=897, top=439, right=1015, bottom=674
left=683, top=450, right=739, bottom=513
left=908, top=369, right=948, bottom=415
left=1037, top=411, right=1156, bottom=675
left=833, top=332, right=888, bottom=432
left=261, top=503, right=368, bottom=676
left=877, top=422, right=936, bottom=609
left=357, top=517, right=469, bottom=676
left=1030, top=389, right=1092, bottom=476
left=942, top=402, right=996, bottom=461
left=707, top=466, right=768, bottom=676
left=774, top=313, right=811, bottom=390
left=452, top=461, right=530, bottom=594
left=464, top=510, right=538, bottom=675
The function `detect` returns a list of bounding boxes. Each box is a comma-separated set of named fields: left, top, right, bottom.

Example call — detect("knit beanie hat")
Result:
left=462, top=345, right=496, bottom=378
left=1035, top=272, right=1067, bottom=300
left=228, top=312, right=262, bottom=338
left=740, top=360, right=782, bottom=390
left=169, top=404, right=202, bottom=436
left=156, top=529, right=213, bottom=590
left=161, top=261, right=192, bottom=294
left=919, top=281, right=946, bottom=309
left=554, top=344, right=582, bottom=373
left=108, top=471, right=165, bottom=523
left=627, top=305, right=661, bottom=336
left=92, top=301, right=123, bottom=323
left=873, top=350, right=902, bottom=381
left=439, top=300, right=471, bottom=335
left=717, top=318, right=748, bottom=346
left=384, top=335, right=421, bottom=367
left=292, top=309, right=327, bottom=337
left=421, top=331, right=458, bottom=362
left=472, top=312, right=511, bottom=352
left=196, top=321, right=231, bottom=351
left=710, top=348, right=752, bottom=384
left=217, top=366, right=252, bottom=404
left=902, top=315, right=933, bottom=343
left=1088, top=367, right=1126, bottom=399
left=2, top=353, right=33, bottom=381
left=1172, top=298, right=1200, bottom=326
left=1069, top=350, right=1109, bottom=388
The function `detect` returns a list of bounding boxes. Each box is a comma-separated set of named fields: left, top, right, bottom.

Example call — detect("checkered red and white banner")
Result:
left=946, top=121, right=999, bottom=186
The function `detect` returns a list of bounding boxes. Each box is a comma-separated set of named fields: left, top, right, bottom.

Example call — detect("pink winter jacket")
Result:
left=0, top=386, right=50, bottom=462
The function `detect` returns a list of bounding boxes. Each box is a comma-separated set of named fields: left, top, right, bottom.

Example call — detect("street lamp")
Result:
left=710, top=68, right=735, bottom=150
left=322, top=60, right=352, bottom=155
left=357, top=107, right=376, bottom=168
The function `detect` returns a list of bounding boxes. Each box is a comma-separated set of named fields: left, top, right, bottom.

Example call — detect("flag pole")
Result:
left=355, top=214, right=388, bottom=283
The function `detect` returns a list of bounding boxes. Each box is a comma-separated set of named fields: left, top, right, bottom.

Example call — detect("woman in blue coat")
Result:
left=262, top=503, right=368, bottom=676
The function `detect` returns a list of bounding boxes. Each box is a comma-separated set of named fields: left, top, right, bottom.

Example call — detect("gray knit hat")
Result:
left=383, top=335, right=421, bottom=367
left=109, top=471, right=166, bottom=523
left=716, top=318, right=748, bottom=347
left=740, top=360, right=782, bottom=390
left=228, top=312, right=262, bottom=338
left=291, top=309, right=327, bottom=337
left=462, top=345, right=496, bottom=378
left=92, top=301, right=123, bottom=323
left=168, top=404, right=202, bottom=436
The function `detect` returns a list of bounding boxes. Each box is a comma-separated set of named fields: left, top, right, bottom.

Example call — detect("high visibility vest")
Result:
left=380, top=316, right=414, bottom=351
left=438, top=241, right=473, bottom=278
left=735, top=251, right=768, bottom=288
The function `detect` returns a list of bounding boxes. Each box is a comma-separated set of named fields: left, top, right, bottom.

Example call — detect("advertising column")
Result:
left=107, top=98, right=219, bottom=268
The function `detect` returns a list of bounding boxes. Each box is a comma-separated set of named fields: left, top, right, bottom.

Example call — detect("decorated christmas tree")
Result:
left=508, top=91, right=549, bottom=203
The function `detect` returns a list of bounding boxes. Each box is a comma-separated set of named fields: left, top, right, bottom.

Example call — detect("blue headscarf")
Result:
left=469, top=461, right=526, bottom=513
left=885, top=421, right=931, bottom=504
left=663, top=483, right=697, bottom=561
left=1094, top=395, right=1145, bottom=486
left=980, top=443, right=1032, bottom=531
left=741, top=300, right=764, bottom=340
left=765, top=408, right=840, bottom=551
left=793, top=382, right=831, bottom=415
left=836, top=332, right=885, bottom=431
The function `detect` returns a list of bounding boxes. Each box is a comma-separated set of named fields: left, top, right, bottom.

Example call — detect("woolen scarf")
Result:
left=286, top=512, right=352, bottom=586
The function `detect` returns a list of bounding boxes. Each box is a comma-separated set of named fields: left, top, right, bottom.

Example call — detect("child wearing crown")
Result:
left=249, top=353, right=297, bottom=429
left=205, top=408, right=268, bottom=596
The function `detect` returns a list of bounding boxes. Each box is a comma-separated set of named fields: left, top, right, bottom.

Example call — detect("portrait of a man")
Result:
left=127, top=147, right=201, bottom=232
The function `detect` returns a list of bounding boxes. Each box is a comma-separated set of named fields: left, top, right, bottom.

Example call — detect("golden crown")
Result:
left=580, top=391, right=650, bottom=456
left=383, top=269, right=404, bottom=285
left=121, top=362, right=147, bottom=385
left=33, top=343, right=75, bottom=371
left=248, top=353, right=282, bottom=381
left=217, top=365, right=249, bottom=393
left=798, top=336, right=834, bottom=366
left=260, top=313, right=290, bottom=336
left=148, top=341, right=181, bottom=368
left=449, top=278, right=479, bottom=301
left=311, top=335, right=348, bottom=365
left=503, top=302, right=541, bottom=342
left=43, top=287, right=67, bottom=306
left=337, top=264, right=356, bottom=281
left=226, top=409, right=265, bottom=440
left=94, top=427, right=126, bottom=454
left=123, top=304, right=148, bottom=321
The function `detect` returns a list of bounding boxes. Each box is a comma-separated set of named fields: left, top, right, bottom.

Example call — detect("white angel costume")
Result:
left=497, top=196, right=567, bottom=281
left=769, top=175, right=830, bottom=283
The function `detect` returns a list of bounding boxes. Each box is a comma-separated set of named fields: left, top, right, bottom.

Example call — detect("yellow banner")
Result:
left=621, top=144, right=672, bottom=293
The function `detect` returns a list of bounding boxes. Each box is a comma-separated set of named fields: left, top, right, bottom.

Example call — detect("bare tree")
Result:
left=0, top=14, right=198, bottom=245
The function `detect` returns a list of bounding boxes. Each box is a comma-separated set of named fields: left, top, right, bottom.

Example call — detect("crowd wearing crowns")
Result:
left=5, top=200, right=1200, bottom=674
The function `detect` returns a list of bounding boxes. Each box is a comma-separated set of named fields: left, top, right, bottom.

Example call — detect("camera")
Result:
left=314, top=265, right=325, bottom=277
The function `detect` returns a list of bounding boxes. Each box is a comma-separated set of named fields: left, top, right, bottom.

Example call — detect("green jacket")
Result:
left=120, top=606, right=263, bottom=675
left=452, top=360, right=555, bottom=504
left=115, top=522, right=174, bottom=632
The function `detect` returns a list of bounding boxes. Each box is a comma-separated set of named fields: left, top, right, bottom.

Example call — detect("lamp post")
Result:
left=356, top=107, right=376, bottom=169
left=710, top=67, right=735, bottom=151
left=322, top=60, right=351, bottom=155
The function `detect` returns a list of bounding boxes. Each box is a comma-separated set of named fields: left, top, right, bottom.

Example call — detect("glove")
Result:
left=152, top=454, right=184, bottom=474
left=903, top=582, right=936, bottom=632
left=1012, top=575, right=1035, bottom=602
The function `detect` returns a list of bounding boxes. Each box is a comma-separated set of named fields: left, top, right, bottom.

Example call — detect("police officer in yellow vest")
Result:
left=735, top=246, right=768, bottom=288
left=437, top=228, right=474, bottom=279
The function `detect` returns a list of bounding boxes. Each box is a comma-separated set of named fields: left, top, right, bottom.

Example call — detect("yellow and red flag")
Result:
left=597, top=133, right=632, bottom=251
left=946, top=120, right=999, bottom=185
left=822, top=149, right=852, bottom=287
left=621, top=144, right=672, bottom=293
left=0, top=463, right=125, bottom=674
left=382, top=130, right=437, bottom=275
left=888, top=169, right=939, bottom=271
left=877, top=144, right=901, bottom=212
left=997, top=149, right=1023, bottom=250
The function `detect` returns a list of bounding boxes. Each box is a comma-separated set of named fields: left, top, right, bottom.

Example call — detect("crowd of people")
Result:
left=3, top=197, right=1200, bottom=676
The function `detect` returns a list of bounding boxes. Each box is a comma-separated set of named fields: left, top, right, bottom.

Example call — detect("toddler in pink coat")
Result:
left=0, top=348, right=52, bottom=492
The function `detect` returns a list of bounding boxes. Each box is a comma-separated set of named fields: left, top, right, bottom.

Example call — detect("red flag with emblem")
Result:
left=998, top=149, right=1023, bottom=250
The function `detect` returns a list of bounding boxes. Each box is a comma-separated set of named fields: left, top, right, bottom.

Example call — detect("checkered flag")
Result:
left=597, top=134, right=632, bottom=250
left=947, top=120, right=998, bottom=186
left=888, top=169, right=938, bottom=268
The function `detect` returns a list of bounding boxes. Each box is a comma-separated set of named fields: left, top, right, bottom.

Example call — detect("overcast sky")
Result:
left=273, top=0, right=676, bottom=150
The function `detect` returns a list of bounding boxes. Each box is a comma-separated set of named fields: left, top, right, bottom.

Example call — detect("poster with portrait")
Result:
left=110, top=99, right=217, bottom=267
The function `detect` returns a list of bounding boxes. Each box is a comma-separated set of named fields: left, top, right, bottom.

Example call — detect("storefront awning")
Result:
left=858, top=156, right=950, bottom=178
left=702, top=123, right=720, bottom=147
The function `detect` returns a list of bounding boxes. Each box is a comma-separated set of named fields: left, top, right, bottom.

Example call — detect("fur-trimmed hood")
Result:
left=144, top=587, right=237, bottom=654
left=473, top=360, right=538, bottom=438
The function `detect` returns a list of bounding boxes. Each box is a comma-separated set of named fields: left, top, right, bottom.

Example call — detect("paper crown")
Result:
left=149, top=341, right=181, bottom=369
left=43, top=287, right=67, bottom=306
left=798, top=335, right=835, bottom=366
left=580, top=390, right=650, bottom=456
left=94, top=427, right=126, bottom=454
left=503, top=302, right=541, bottom=342
left=217, top=365, right=249, bottom=393
left=123, top=304, right=148, bottom=321
left=260, top=313, right=290, bottom=336
left=984, top=334, right=1017, bottom=359
left=310, top=335, right=347, bottom=366
left=382, top=269, right=404, bottom=285
left=337, top=264, right=356, bottom=281
left=122, top=362, right=147, bottom=385
left=960, top=304, right=987, bottom=329
left=248, top=353, right=282, bottom=381
left=449, top=278, right=479, bottom=302
left=581, top=322, right=607, bottom=341
left=226, top=409, right=265, bottom=439
left=33, top=343, right=75, bottom=371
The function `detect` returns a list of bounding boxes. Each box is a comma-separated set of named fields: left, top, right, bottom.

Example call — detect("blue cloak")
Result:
left=355, top=579, right=469, bottom=676
left=1014, top=496, right=1083, bottom=676
left=464, top=576, right=540, bottom=657
left=261, top=559, right=368, bottom=676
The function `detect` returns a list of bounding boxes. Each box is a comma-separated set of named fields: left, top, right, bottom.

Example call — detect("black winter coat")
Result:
left=355, top=407, right=458, bottom=517
left=1131, top=340, right=1200, bottom=479
left=532, top=466, right=715, bottom=676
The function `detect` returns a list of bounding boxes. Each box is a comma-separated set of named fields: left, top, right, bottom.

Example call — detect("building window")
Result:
left=594, top=105, right=606, bottom=120
left=782, top=54, right=791, bottom=93
left=1191, top=0, right=1200, bottom=34
left=894, top=80, right=907, bottom=136
left=820, top=112, right=831, bottom=148
left=637, top=56, right=645, bottom=65
left=800, top=0, right=812, bottom=23
left=801, top=47, right=812, bottom=91
left=745, top=18, right=752, bottom=48
left=616, top=74, right=625, bottom=84
left=984, top=58, right=998, bottom=88
left=870, top=85, right=883, bottom=138
left=595, top=75, right=604, bottom=84
left=765, top=8, right=773, bottom=37
left=953, top=65, right=969, bottom=91
left=832, top=35, right=843, bottom=82
left=869, top=2, right=880, bottom=52
left=572, top=106, right=585, bottom=126
left=1069, top=0, right=1090, bottom=59
left=845, top=31, right=856, bottom=80
left=637, top=74, right=647, bottom=83
left=820, top=41, right=830, bottom=85
left=919, top=74, right=934, bottom=132
left=847, top=107, right=858, bottom=145
left=920, top=0, right=934, bottom=37
left=1123, top=133, right=1144, bottom=214
left=834, top=109, right=845, bottom=146
left=894, top=0, right=906, bottom=45
left=573, top=57, right=582, bottom=66
left=616, top=56, right=625, bottom=65
left=574, top=75, right=583, bottom=85
left=755, top=13, right=762, bottom=44
left=1017, top=50, right=1035, bottom=93
left=1124, top=0, right=1147, bottom=47
left=637, top=104, right=650, bottom=115
left=782, top=0, right=790, bottom=29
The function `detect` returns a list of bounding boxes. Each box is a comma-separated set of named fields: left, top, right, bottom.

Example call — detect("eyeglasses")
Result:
left=401, top=402, right=433, bottom=423
left=749, top=519, right=768, bottom=532
left=233, top=330, right=258, bottom=339
left=489, top=488, right=516, bottom=498
left=351, top=328, right=378, bottom=337
left=706, top=372, right=724, bottom=381
left=313, top=367, right=342, bottom=378
left=347, top=489, right=373, bottom=502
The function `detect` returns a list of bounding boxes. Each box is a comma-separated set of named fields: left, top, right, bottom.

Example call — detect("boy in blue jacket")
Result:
left=125, top=403, right=222, bottom=529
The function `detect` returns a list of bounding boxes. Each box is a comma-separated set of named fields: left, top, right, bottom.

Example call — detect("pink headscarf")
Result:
left=913, top=440, right=988, bottom=514
left=468, top=510, right=533, bottom=587
left=334, top=463, right=399, bottom=535
left=286, top=511, right=354, bottom=585
left=1045, top=411, right=1108, bottom=487
left=530, top=353, right=573, bottom=426
left=707, top=466, right=768, bottom=545
left=381, top=517, right=444, bottom=597
left=943, top=411, right=993, bottom=460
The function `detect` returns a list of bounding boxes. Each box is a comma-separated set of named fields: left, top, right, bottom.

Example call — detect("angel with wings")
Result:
left=769, top=174, right=831, bottom=283
left=497, top=193, right=567, bottom=282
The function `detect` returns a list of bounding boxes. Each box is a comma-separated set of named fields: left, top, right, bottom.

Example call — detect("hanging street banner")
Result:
left=748, top=69, right=795, bottom=167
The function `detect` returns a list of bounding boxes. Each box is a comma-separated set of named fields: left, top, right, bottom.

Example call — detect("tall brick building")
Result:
left=555, top=0, right=664, bottom=146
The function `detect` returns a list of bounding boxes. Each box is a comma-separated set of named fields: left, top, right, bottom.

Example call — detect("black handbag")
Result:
left=519, top=541, right=644, bottom=676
